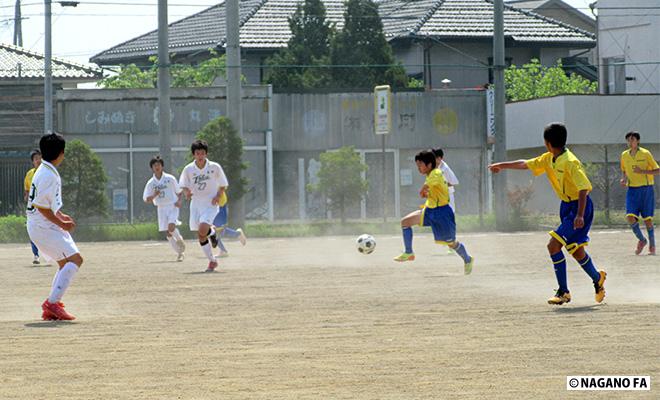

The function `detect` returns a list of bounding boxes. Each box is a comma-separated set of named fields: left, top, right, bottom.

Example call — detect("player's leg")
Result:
left=546, top=236, right=571, bottom=305
left=43, top=251, right=83, bottom=321
left=199, top=206, right=220, bottom=271
left=198, top=222, right=216, bottom=262
left=572, top=246, right=606, bottom=303
left=30, top=240, right=40, bottom=264
left=394, top=209, right=421, bottom=261
left=642, top=187, right=655, bottom=254
left=627, top=188, right=647, bottom=254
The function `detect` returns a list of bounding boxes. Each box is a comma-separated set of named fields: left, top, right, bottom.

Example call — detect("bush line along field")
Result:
left=0, top=211, right=652, bottom=243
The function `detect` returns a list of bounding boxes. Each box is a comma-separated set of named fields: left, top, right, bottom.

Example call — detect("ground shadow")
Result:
left=552, top=304, right=604, bottom=314
left=24, top=264, right=53, bottom=269
left=183, top=270, right=226, bottom=275
left=24, top=321, right=77, bottom=328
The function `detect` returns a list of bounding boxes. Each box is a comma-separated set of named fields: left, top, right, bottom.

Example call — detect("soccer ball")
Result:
left=356, top=234, right=376, bottom=255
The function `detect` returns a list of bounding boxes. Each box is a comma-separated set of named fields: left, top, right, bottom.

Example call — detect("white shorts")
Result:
left=189, top=201, right=219, bottom=231
left=27, top=221, right=79, bottom=263
left=157, top=205, right=181, bottom=231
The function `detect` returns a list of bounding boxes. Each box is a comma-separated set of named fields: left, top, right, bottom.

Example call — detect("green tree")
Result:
left=330, top=0, right=408, bottom=89
left=308, top=146, right=368, bottom=222
left=98, top=51, right=227, bottom=89
left=59, top=140, right=109, bottom=220
left=505, top=59, right=598, bottom=101
left=266, top=0, right=334, bottom=89
left=190, top=117, right=249, bottom=203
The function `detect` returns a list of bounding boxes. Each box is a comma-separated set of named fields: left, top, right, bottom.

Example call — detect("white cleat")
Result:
left=237, top=228, right=247, bottom=246
left=32, top=255, right=40, bottom=265
left=218, top=250, right=229, bottom=258
left=176, top=252, right=185, bottom=262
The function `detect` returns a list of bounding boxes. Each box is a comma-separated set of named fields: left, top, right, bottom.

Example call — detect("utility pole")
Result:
left=14, top=0, right=22, bottom=46
left=158, top=0, right=172, bottom=169
left=226, top=0, right=245, bottom=227
left=493, top=0, right=509, bottom=230
left=44, top=0, right=52, bottom=134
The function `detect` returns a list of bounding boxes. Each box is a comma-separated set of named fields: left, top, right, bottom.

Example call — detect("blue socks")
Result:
left=30, top=241, right=39, bottom=257
left=402, top=227, right=413, bottom=254
left=453, top=242, right=471, bottom=263
left=647, top=227, right=655, bottom=248
left=577, top=253, right=601, bottom=282
left=631, top=222, right=646, bottom=242
left=551, top=252, right=568, bottom=292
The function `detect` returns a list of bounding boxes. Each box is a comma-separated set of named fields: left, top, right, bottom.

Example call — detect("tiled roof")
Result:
left=0, top=43, right=102, bottom=81
left=90, top=0, right=267, bottom=64
left=92, top=0, right=595, bottom=65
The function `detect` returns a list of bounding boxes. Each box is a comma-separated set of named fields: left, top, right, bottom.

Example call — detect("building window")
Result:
left=604, top=57, right=626, bottom=94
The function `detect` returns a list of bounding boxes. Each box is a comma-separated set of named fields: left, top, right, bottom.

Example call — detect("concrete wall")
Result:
left=506, top=94, right=660, bottom=213
left=55, top=86, right=490, bottom=222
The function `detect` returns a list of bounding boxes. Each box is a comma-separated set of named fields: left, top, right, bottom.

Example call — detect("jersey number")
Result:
left=197, top=182, right=207, bottom=191
left=27, top=184, right=36, bottom=211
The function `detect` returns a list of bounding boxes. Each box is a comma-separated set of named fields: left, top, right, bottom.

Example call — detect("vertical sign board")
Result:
left=374, top=85, right=391, bottom=221
left=374, top=85, right=392, bottom=135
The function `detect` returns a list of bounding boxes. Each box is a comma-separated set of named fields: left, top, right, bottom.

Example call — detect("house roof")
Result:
left=91, top=0, right=596, bottom=65
left=506, top=0, right=596, bottom=29
left=0, top=43, right=102, bottom=81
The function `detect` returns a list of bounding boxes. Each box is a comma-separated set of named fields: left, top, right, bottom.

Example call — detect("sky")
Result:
left=0, top=0, right=596, bottom=67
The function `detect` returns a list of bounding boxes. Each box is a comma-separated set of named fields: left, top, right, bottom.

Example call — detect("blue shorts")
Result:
left=213, top=205, right=228, bottom=227
left=626, top=185, right=655, bottom=221
left=550, top=196, right=593, bottom=254
left=420, top=205, right=456, bottom=244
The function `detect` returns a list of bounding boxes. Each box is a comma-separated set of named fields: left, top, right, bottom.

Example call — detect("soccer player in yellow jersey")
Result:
left=620, top=131, right=659, bottom=255
left=489, top=123, right=606, bottom=305
left=394, top=150, right=474, bottom=275
left=24, top=149, right=42, bottom=265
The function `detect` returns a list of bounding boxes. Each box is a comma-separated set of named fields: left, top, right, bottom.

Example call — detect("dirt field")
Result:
left=0, top=230, right=658, bottom=399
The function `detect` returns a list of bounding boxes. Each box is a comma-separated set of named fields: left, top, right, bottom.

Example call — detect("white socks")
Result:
left=48, top=262, right=78, bottom=304
left=171, top=228, right=183, bottom=242
left=200, top=241, right=215, bottom=262
left=167, top=235, right=179, bottom=254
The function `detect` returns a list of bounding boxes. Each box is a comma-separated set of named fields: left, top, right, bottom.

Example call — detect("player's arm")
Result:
left=620, top=157, right=628, bottom=187
left=573, top=189, right=589, bottom=229
left=38, top=207, right=75, bottom=231
left=419, top=184, right=429, bottom=198
left=179, top=170, right=192, bottom=200
left=488, top=160, right=529, bottom=173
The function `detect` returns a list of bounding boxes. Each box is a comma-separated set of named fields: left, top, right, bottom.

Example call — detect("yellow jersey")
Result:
left=526, top=149, right=592, bottom=202
left=620, top=147, right=659, bottom=187
left=424, top=168, right=449, bottom=208
left=24, top=167, right=37, bottom=192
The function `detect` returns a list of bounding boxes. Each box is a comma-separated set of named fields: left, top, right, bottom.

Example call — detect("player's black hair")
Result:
left=543, top=123, right=567, bottom=149
left=415, top=150, right=437, bottom=169
left=39, top=133, right=65, bottom=162
left=29, top=149, right=41, bottom=161
left=431, top=148, right=444, bottom=159
left=191, top=139, right=209, bottom=154
left=625, top=131, right=641, bottom=141
left=149, top=155, right=164, bottom=168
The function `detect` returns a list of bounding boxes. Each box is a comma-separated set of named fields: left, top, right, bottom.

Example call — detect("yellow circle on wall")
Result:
left=433, top=108, right=458, bottom=135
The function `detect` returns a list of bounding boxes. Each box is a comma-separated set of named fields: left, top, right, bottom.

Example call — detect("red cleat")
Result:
left=635, top=239, right=647, bottom=255
left=649, top=246, right=656, bottom=256
left=43, top=299, right=75, bottom=321
left=205, top=260, right=218, bottom=272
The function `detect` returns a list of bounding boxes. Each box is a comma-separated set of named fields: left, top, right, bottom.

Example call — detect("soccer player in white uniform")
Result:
left=432, top=148, right=459, bottom=211
left=179, top=140, right=228, bottom=272
left=26, top=133, right=82, bottom=321
left=432, top=148, right=460, bottom=255
left=143, top=155, right=186, bottom=261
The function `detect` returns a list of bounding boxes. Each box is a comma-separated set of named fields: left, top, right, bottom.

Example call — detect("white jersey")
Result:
left=26, top=160, right=62, bottom=226
left=439, top=161, right=459, bottom=194
left=179, top=159, right=228, bottom=203
left=143, top=172, right=181, bottom=207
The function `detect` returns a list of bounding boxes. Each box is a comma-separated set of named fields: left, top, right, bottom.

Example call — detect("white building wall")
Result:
left=598, top=0, right=660, bottom=94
